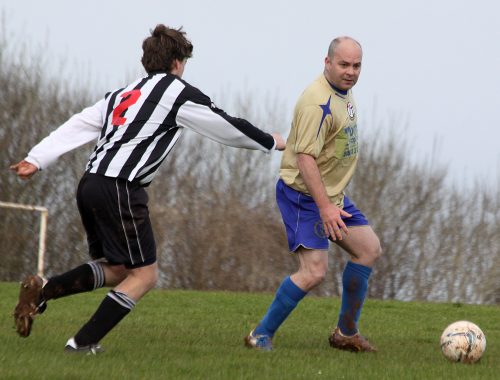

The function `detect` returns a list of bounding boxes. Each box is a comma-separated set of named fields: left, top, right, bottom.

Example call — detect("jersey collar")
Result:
left=324, top=75, right=348, bottom=96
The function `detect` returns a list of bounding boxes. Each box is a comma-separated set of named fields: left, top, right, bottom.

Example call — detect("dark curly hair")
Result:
left=141, top=24, right=193, bottom=73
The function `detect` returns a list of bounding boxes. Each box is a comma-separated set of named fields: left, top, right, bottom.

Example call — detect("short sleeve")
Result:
left=292, top=104, right=332, bottom=158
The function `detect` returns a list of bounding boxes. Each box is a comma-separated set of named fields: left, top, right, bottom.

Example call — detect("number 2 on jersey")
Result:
left=112, top=89, right=141, bottom=126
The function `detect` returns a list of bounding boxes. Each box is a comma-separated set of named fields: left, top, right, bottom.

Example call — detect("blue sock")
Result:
left=254, top=276, right=307, bottom=337
left=337, top=261, right=372, bottom=336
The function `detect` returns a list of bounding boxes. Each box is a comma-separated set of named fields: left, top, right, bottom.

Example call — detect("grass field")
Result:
left=1, top=282, right=498, bottom=379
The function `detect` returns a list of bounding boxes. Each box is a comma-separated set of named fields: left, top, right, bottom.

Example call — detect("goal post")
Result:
left=0, top=201, right=48, bottom=278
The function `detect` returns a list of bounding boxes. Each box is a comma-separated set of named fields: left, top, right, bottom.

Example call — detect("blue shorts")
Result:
left=276, top=179, right=369, bottom=252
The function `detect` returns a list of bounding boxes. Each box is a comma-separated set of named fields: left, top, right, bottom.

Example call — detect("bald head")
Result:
left=327, top=36, right=362, bottom=59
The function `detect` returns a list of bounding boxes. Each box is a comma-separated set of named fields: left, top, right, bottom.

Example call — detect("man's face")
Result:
left=324, top=40, right=362, bottom=91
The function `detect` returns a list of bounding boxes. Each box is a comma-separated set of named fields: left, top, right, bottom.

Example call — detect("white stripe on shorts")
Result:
left=116, top=179, right=134, bottom=265
left=125, top=181, right=145, bottom=263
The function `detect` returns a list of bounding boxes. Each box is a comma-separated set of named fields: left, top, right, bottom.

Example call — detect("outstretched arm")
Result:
left=271, top=133, right=286, bottom=151
left=175, top=85, right=284, bottom=152
left=9, top=160, right=38, bottom=180
left=11, top=98, right=105, bottom=174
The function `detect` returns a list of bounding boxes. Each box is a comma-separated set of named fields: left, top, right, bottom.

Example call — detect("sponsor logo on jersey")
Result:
left=341, top=124, right=358, bottom=158
left=347, top=102, right=355, bottom=119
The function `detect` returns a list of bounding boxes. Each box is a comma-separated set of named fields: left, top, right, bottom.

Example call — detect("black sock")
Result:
left=43, top=262, right=105, bottom=300
left=74, top=290, right=136, bottom=346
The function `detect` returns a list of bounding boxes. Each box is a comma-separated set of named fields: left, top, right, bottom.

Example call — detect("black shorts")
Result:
left=76, top=173, right=156, bottom=269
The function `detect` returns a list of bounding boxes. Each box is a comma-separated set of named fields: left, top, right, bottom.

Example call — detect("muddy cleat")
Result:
left=13, top=275, right=47, bottom=337
left=64, top=337, right=104, bottom=355
left=329, top=327, right=377, bottom=352
left=244, top=330, right=273, bottom=351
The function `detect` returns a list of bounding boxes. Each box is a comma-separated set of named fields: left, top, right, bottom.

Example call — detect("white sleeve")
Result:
left=174, top=84, right=276, bottom=152
left=25, top=99, right=105, bottom=170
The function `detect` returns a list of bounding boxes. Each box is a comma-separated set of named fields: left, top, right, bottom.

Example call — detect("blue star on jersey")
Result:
left=317, top=96, right=332, bottom=138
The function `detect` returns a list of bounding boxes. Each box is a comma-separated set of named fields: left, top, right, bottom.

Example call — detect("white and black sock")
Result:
left=74, top=290, right=136, bottom=346
left=42, top=261, right=105, bottom=300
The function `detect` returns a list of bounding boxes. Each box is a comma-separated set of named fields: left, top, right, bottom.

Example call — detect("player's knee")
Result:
left=131, top=264, right=158, bottom=291
left=305, top=268, right=327, bottom=288
left=144, top=269, right=158, bottom=290
left=151, top=269, right=159, bottom=288
left=102, top=263, right=127, bottom=285
left=374, top=242, right=382, bottom=260
left=365, top=242, right=382, bottom=264
left=312, top=270, right=327, bottom=286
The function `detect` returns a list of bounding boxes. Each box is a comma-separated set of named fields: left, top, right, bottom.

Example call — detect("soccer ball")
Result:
left=440, top=321, right=486, bottom=363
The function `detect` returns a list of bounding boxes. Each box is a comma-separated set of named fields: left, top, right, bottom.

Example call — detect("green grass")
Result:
left=0, top=282, right=498, bottom=380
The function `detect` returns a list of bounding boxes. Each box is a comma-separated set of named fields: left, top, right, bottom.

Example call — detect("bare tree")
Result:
left=1, top=27, right=498, bottom=304
left=320, top=124, right=500, bottom=305
left=0, top=31, right=93, bottom=279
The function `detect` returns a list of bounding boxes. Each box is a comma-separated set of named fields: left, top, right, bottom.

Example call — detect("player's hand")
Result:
left=319, top=203, right=351, bottom=241
left=10, top=160, right=39, bottom=180
left=271, top=133, right=286, bottom=151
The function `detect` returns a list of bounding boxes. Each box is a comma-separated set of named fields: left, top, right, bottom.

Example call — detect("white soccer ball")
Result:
left=440, top=321, right=486, bottom=363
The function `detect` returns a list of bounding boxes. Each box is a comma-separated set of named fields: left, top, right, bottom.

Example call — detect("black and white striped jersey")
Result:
left=26, top=71, right=276, bottom=186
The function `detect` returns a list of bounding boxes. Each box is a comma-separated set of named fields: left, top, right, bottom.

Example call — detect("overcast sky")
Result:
left=1, top=0, right=499, bottom=186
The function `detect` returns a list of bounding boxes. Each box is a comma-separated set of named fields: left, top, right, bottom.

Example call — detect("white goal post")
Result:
left=0, top=201, right=48, bottom=278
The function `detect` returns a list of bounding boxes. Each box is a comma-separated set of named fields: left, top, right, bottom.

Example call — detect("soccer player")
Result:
left=10, top=24, right=285, bottom=354
left=244, top=37, right=381, bottom=352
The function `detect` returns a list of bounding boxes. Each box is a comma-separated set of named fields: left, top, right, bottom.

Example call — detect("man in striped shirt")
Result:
left=10, top=24, right=285, bottom=354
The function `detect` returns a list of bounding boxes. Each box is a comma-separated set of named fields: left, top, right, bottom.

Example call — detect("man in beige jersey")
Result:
left=245, top=37, right=381, bottom=352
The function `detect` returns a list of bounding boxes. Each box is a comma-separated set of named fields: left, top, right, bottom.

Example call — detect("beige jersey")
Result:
left=280, top=74, right=359, bottom=207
